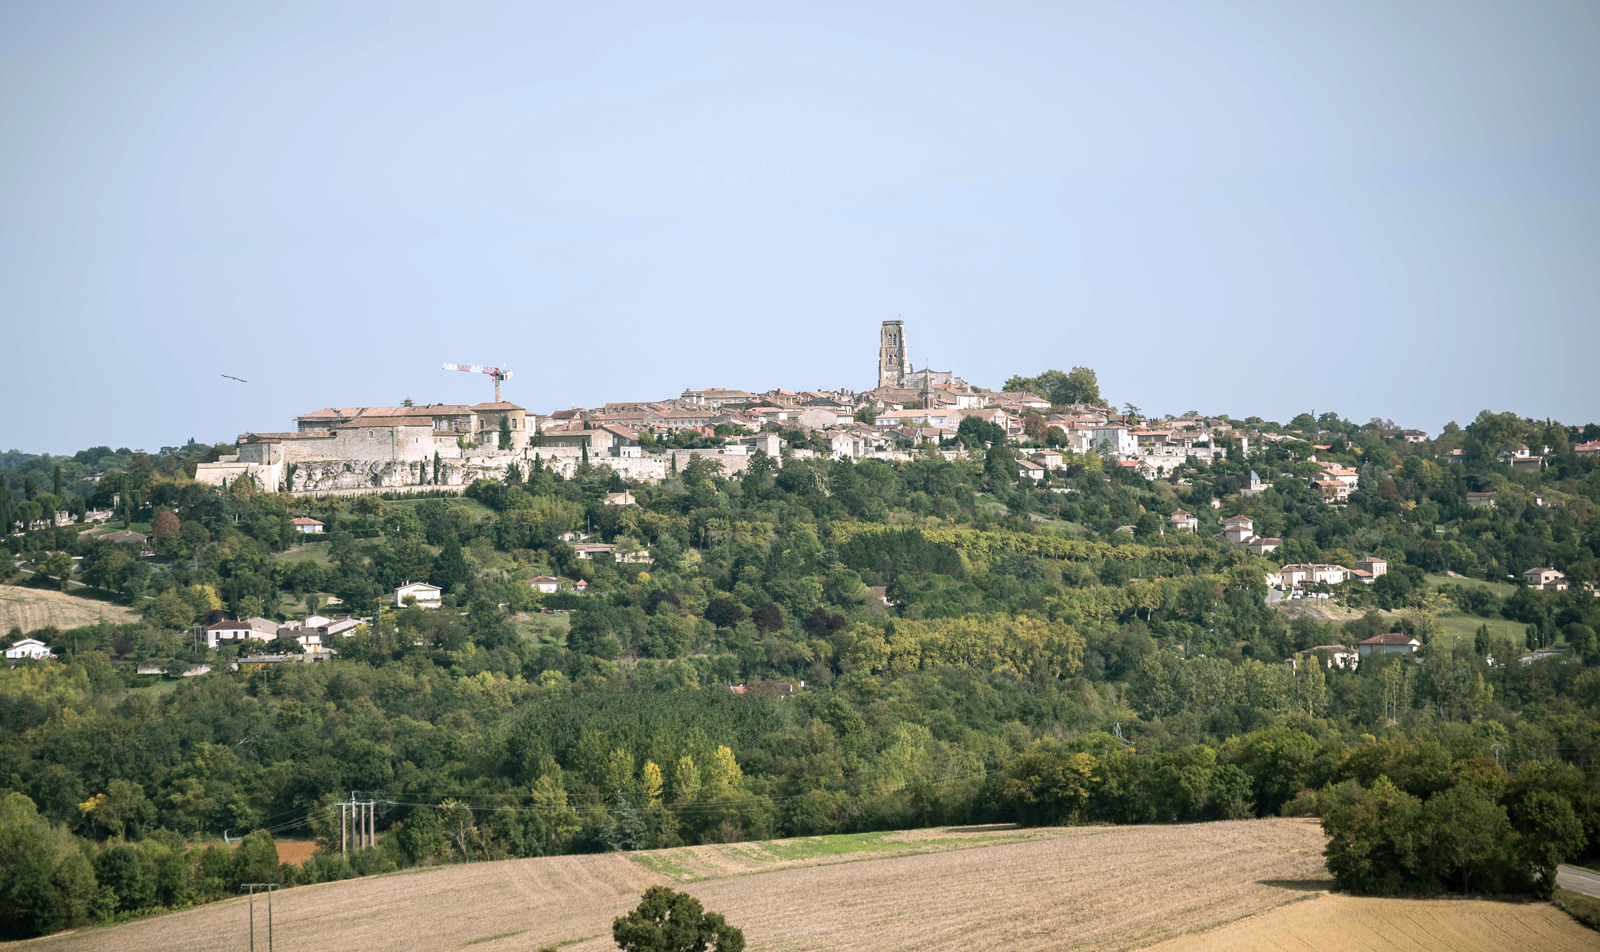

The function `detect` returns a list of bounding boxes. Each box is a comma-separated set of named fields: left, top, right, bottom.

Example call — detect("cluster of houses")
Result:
left=203, top=613, right=363, bottom=657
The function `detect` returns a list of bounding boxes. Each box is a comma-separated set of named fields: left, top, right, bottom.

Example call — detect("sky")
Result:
left=1, top=1, right=1596, bottom=454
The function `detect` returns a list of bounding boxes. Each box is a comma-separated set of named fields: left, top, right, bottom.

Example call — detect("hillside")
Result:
left=0, top=585, right=138, bottom=634
left=21, top=818, right=1591, bottom=952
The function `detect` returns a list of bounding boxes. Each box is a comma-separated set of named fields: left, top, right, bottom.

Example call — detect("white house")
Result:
left=1522, top=567, right=1568, bottom=591
left=1279, top=563, right=1352, bottom=587
left=1246, top=537, right=1282, bottom=556
left=395, top=581, right=442, bottom=609
left=1084, top=425, right=1136, bottom=457
left=1307, top=644, right=1359, bottom=670
left=1016, top=459, right=1046, bottom=481
left=1223, top=514, right=1255, bottom=546
left=5, top=638, right=55, bottom=660
left=1031, top=450, right=1065, bottom=471
left=291, top=517, right=325, bottom=534
left=1354, top=558, right=1388, bottom=578
left=1170, top=510, right=1198, bottom=533
left=204, top=617, right=279, bottom=649
left=528, top=575, right=561, bottom=594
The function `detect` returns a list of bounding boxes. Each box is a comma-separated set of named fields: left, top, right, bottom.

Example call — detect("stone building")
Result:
left=876, top=320, right=966, bottom=393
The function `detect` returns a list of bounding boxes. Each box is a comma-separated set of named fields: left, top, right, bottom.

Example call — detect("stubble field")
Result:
left=15, top=818, right=1595, bottom=952
left=0, top=585, right=138, bottom=634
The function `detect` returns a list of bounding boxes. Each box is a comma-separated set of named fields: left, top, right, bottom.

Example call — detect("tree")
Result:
left=38, top=551, right=74, bottom=590
left=499, top=414, right=514, bottom=450
left=703, top=598, right=745, bottom=629
left=430, top=537, right=472, bottom=592
left=751, top=603, right=783, bottom=634
left=957, top=415, right=1005, bottom=447
left=854, top=406, right=876, bottom=425
left=0, top=793, right=97, bottom=939
left=152, top=510, right=180, bottom=546
left=983, top=444, right=1016, bottom=486
left=1003, top=367, right=1101, bottom=406
left=1510, top=790, right=1585, bottom=899
left=612, top=886, right=744, bottom=952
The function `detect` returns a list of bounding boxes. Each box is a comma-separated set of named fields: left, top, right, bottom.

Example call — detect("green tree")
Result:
left=429, top=537, right=472, bottom=592
left=1510, top=790, right=1585, bottom=899
left=612, top=886, right=745, bottom=952
left=957, top=415, right=1005, bottom=447
left=0, top=793, right=98, bottom=939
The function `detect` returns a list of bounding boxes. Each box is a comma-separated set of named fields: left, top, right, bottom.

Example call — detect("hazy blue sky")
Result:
left=2, top=1, right=1596, bottom=454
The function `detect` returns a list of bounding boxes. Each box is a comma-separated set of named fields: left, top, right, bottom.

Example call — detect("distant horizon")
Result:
left=3, top=2, right=1596, bottom=455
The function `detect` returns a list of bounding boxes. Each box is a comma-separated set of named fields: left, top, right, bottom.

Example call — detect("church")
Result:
left=876, top=320, right=966, bottom=395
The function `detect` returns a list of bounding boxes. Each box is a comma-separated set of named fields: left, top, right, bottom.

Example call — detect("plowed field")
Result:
left=17, top=818, right=1593, bottom=952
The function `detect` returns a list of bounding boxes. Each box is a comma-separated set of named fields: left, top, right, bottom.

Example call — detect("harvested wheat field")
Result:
left=20, top=818, right=1333, bottom=952
left=0, top=585, right=138, bottom=634
left=1142, top=892, right=1599, bottom=952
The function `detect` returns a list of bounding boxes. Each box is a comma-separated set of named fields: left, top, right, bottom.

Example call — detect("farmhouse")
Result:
left=1354, top=557, right=1387, bottom=578
left=528, top=576, right=561, bottom=594
left=1522, top=567, right=1568, bottom=591
left=1357, top=633, right=1421, bottom=657
left=291, top=517, right=325, bottom=534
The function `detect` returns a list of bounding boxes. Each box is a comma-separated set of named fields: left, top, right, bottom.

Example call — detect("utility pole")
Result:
left=342, top=794, right=378, bottom=854
left=242, top=883, right=277, bottom=951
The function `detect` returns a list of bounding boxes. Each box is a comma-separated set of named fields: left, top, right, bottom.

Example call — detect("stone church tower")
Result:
left=878, top=320, right=910, bottom=389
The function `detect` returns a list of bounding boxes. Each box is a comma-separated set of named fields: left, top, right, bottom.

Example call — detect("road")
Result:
left=1557, top=864, right=1600, bottom=898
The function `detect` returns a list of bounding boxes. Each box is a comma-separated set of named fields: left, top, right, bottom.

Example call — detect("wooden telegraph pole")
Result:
left=242, top=883, right=278, bottom=951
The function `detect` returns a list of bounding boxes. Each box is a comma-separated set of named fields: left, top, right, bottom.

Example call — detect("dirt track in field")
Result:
left=0, top=585, right=138, bottom=634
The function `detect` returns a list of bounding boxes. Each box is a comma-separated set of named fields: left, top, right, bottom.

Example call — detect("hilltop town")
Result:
left=198, top=320, right=1287, bottom=493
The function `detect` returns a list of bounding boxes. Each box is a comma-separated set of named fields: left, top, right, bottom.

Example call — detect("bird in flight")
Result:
left=221, top=374, right=247, bottom=383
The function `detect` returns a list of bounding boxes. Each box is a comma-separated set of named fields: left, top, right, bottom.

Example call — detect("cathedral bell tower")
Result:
left=878, top=320, right=910, bottom=389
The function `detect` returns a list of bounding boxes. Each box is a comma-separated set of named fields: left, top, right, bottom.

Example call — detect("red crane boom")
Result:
left=442, top=363, right=513, bottom=403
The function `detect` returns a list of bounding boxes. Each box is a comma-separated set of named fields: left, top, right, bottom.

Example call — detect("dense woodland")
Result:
left=2, top=407, right=1599, bottom=937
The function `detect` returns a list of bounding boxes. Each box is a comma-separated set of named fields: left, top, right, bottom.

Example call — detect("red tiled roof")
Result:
left=1359, top=633, right=1418, bottom=646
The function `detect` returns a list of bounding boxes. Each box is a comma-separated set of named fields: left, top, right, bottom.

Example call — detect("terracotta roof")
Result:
left=471, top=402, right=526, bottom=411
left=1359, top=633, right=1419, bottom=646
left=291, top=518, right=323, bottom=526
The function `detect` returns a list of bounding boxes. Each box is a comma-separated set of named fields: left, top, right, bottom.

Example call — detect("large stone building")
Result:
left=876, top=320, right=965, bottom=393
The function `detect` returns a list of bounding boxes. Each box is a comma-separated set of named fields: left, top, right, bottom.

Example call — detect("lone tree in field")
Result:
left=613, top=886, right=744, bottom=952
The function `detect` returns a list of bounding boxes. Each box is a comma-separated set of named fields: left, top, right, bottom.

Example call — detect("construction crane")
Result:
left=442, top=363, right=513, bottom=403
